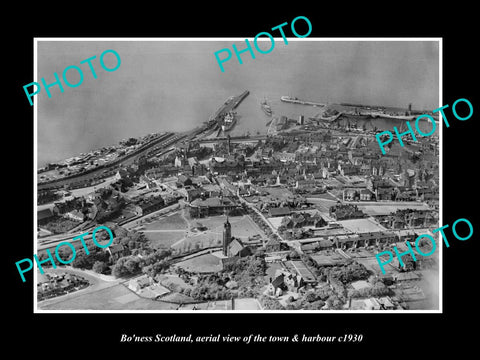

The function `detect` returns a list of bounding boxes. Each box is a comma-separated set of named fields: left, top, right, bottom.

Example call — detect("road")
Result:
left=236, top=194, right=285, bottom=242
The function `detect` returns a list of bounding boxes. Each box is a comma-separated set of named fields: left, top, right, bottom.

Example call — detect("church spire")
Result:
left=223, top=214, right=232, bottom=257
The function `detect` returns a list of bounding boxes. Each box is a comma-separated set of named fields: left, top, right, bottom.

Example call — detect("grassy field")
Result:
left=156, top=274, right=193, bottom=292
left=143, top=212, right=188, bottom=231
left=175, top=253, right=223, bottom=273
left=234, top=298, right=262, bottom=310
left=143, top=231, right=187, bottom=249
left=171, top=232, right=221, bottom=252
left=38, top=282, right=179, bottom=310
left=188, top=215, right=226, bottom=230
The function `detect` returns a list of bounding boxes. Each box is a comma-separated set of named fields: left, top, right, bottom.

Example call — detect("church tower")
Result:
left=223, top=216, right=232, bottom=256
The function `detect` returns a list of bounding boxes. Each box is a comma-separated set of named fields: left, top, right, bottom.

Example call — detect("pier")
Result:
left=209, top=90, right=249, bottom=127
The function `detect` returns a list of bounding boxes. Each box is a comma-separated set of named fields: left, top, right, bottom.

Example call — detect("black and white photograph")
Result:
left=7, top=5, right=478, bottom=353
left=32, top=39, right=441, bottom=312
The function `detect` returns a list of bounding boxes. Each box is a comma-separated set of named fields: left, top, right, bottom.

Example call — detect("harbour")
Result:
left=207, top=90, right=249, bottom=136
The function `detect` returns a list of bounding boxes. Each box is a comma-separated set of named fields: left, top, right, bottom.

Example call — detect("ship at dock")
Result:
left=261, top=98, right=273, bottom=116
left=281, top=95, right=325, bottom=107
left=220, top=111, right=237, bottom=132
left=202, top=90, right=249, bottom=137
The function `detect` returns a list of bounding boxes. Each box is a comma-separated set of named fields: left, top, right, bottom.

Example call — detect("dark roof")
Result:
left=38, top=208, right=54, bottom=220
left=269, top=207, right=292, bottom=217
left=360, top=189, right=373, bottom=194
left=271, top=274, right=284, bottom=288
left=228, top=239, right=245, bottom=257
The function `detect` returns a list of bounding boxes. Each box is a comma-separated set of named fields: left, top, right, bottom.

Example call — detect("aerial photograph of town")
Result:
left=35, top=39, right=440, bottom=312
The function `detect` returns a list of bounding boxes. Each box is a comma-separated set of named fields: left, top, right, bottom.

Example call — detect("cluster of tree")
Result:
left=181, top=256, right=267, bottom=301
left=185, top=283, right=234, bottom=302
left=228, top=256, right=267, bottom=295
left=309, top=258, right=371, bottom=285
left=71, top=247, right=110, bottom=271
left=325, top=294, right=345, bottom=309
left=39, top=224, right=164, bottom=277
left=141, top=250, right=173, bottom=278
left=42, top=216, right=81, bottom=234
left=112, top=256, right=142, bottom=277
left=73, top=227, right=171, bottom=278
left=113, top=248, right=172, bottom=278
left=92, top=260, right=110, bottom=274
left=281, top=286, right=345, bottom=310
left=37, top=189, right=61, bottom=205
left=302, top=299, right=326, bottom=310
left=329, top=278, right=347, bottom=299
left=115, top=230, right=151, bottom=254
left=348, top=281, right=391, bottom=299
left=304, top=288, right=331, bottom=302
left=259, top=295, right=284, bottom=310
left=176, top=273, right=233, bottom=301
left=223, top=255, right=266, bottom=282
left=284, top=294, right=327, bottom=311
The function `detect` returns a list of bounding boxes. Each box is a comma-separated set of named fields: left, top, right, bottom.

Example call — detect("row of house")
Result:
left=292, top=230, right=398, bottom=252
left=188, top=196, right=239, bottom=218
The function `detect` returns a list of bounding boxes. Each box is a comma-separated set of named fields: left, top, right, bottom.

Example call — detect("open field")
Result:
left=234, top=298, right=262, bottom=310
left=174, top=253, right=223, bottom=273
left=38, top=282, right=179, bottom=310
left=143, top=231, right=187, bottom=249
left=156, top=274, right=193, bottom=292
left=142, top=212, right=188, bottom=230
